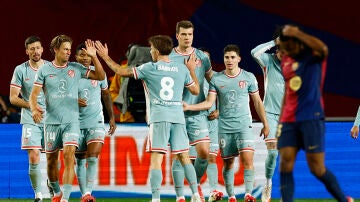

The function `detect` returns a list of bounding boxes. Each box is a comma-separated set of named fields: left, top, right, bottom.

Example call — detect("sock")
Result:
left=223, top=168, right=234, bottom=197
left=244, top=169, right=254, bottom=194
left=150, top=169, right=162, bottom=200
left=183, top=163, right=198, bottom=194
left=207, top=163, right=218, bottom=191
left=172, top=159, right=185, bottom=197
left=194, top=157, right=208, bottom=183
left=29, top=163, right=42, bottom=196
left=315, top=169, right=347, bottom=202
left=85, top=157, right=98, bottom=194
left=62, top=184, right=72, bottom=200
left=76, top=158, right=86, bottom=195
left=280, top=171, right=294, bottom=202
left=265, top=149, right=278, bottom=180
left=50, top=181, right=61, bottom=195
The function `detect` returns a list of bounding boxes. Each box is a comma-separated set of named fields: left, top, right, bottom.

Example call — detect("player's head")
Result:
left=279, top=25, right=305, bottom=58
left=273, top=25, right=284, bottom=61
left=175, top=20, right=194, bottom=49
left=50, top=35, right=73, bottom=63
left=25, top=36, right=43, bottom=62
left=75, top=43, right=91, bottom=67
left=223, top=44, right=241, bottom=70
left=148, top=35, right=173, bottom=62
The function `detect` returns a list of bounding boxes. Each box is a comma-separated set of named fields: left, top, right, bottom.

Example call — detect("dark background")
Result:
left=1, top=0, right=359, bottom=118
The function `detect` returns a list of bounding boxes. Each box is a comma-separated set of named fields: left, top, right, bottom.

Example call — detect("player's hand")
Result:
left=208, top=110, right=219, bottom=120
left=282, top=25, right=299, bottom=38
left=32, top=109, right=43, bottom=124
left=350, top=125, right=359, bottom=139
left=182, top=101, right=189, bottom=111
left=185, top=53, right=197, bottom=72
left=94, top=40, right=109, bottom=59
left=107, top=118, right=116, bottom=136
left=260, top=125, right=270, bottom=140
left=78, top=98, right=87, bottom=107
left=84, top=39, right=96, bottom=57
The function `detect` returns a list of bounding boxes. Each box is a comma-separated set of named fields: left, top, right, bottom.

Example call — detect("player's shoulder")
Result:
left=240, top=68, right=256, bottom=78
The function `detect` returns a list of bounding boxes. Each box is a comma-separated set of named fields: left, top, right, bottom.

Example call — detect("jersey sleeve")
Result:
left=10, top=66, right=23, bottom=89
left=250, top=40, right=275, bottom=72
left=208, top=77, right=217, bottom=94
left=184, top=68, right=194, bottom=87
left=100, top=75, right=108, bottom=90
left=134, top=63, right=151, bottom=80
left=33, top=67, right=44, bottom=87
left=248, top=73, right=259, bottom=94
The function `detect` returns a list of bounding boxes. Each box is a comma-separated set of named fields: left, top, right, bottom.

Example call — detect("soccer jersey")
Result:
left=280, top=50, right=326, bottom=122
left=78, top=66, right=108, bottom=129
left=133, top=60, right=194, bottom=124
left=10, top=60, right=47, bottom=124
left=169, top=47, right=212, bottom=117
left=209, top=69, right=259, bottom=134
left=251, top=41, right=284, bottom=115
left=34, top=61, right=90, bottom=124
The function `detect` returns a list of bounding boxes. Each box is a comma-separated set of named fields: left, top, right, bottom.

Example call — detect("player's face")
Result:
left=55, top=42, right=71, bottom=63
left=75, top=49, right=91, bottom=67
left=279, top=39, right=300, bottom=58
left=224, top=51, right=240, bottom=70
left=149, top=44, right=158, bottom=62
left=176, top=27, right=194, bottom=49
left=26, top=41, right=43, bottom=62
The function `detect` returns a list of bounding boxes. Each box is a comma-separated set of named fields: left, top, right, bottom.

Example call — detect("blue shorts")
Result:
left=277, top=120, right=325, bottom=153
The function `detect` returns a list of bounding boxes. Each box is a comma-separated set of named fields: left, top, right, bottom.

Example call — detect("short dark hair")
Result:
left=75, top=43, right=86, bottom=55
left=49, top=34, right=73, bottom=56
left=148, top=35, right=173, bottom=55
left=224, top=44, right=240, bottom=56
left=25, top=36, right=41, bottom=49
left=176, top=20, right=194, bottom=34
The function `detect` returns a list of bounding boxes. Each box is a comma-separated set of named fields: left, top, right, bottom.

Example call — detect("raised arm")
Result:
left=84, top=39, right=106, bottom=80
left=250, top=92, right=269, bottom=139
left=95, top=40, right=134, bottom=77
left=282, top=25, right=328, bottom=59
left=251, top=40, right=276, bottom=68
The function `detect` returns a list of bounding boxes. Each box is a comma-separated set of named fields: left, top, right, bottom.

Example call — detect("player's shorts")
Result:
left=44, top=123, right=80, bottom=153
left=219, top=125, right=255, bottom=159
left=146, top=122, right=189, bottom=154
left=189, top=118, right=219, bottom=159
left=185, top=114, right=210, bottom=145
left=277, top=120, right=325, bottom=153
left=21, top=123, right=44, bottom=150
left=265, top=112, right=280, bottom=142
left=77, top=127, right=106, bottom=152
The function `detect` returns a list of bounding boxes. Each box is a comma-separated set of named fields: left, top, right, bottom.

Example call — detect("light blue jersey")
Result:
left=34, top=62, right=90, bottom=124
left=133, top=60, right=194, bottom=124
left=251, top=40, right=284, bottom=115
left=354, top=105, right=360, bottom=126
left=10, top=60, right=47, bottom=124
left=78, top=66, right=108, bottom=129
left=169, top=47, right=212, bottom=117
left=209, top=69, right=258, bottom=134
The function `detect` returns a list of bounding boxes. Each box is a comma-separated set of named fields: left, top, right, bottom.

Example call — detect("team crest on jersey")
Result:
left=289, top=76, right=302, bottom=91
left=238, top=80, right=246, bottom=88
left=91, top=80, right=98, bottom=87
left=68, top=70, right=75, bottom=78
left=47, top=142, right=53, bottom=149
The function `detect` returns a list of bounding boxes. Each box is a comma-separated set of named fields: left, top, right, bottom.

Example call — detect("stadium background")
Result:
left=0, top=0, right=359, bottom=200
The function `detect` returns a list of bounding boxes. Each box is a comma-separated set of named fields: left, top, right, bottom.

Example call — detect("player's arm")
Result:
left=183, top=92, right=216, bottom=111
left=84, top=39, right=106, bottom=81
left=29, top=85, right=43, bottom=123
left=350, top=105, right=360, bottom=139
left=9, top=87, right=29, bottom=109
left=250, top=91, right=269, bottom=139
left=251, top=40, right=275, bottom=68
left=282, top=25, right=328, bottom=59
left=185, top=53, right=199, bottom=95
left=101, top=88, right=116, bottom=135
left=95, top=40, right=134, bottom=77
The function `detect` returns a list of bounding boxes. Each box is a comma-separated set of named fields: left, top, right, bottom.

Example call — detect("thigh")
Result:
left=169, top=123, right=190, bottom=154
left=265, top=113, right=280, bottom=142
left=147, top=122, right=170, bottom=154
left=277, top=122, right=302, bottom=150
left=219, top=133, right=238, bottom=159
left=44, top=124, right=62, bottom=153
left=208, top=119, right=219, bottom=156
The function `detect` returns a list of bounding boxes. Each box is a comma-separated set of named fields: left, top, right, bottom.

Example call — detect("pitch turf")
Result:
left=0, top=199, right=353, bottom=202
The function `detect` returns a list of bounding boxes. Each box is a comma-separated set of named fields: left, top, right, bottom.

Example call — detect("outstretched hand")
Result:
left=84, top=39, right=96, bottom=57
left=94, top=40, right=109, bottom=59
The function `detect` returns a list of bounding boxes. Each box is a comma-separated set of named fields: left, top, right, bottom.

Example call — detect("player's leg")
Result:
left=262, top=113, right=279, bottom=202
left=240, top=151, right=256, bottom=202
left=22, top=124, right=44, bottom=200
left=303, top=120, right=349, bottom=202
left=150, top=152, right=165, bottom=202
left=172, top=154, right=186, bottom=201
left=75, top=129, right=87, bottom=196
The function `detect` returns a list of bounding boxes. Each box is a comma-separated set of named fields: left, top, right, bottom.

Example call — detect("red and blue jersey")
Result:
left=280, top=51, right=326, bottom=122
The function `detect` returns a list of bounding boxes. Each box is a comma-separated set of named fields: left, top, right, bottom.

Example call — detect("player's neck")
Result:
left=157, top=55, right=170, bottom=63
left=29, top=59, right=44, bottom=69
left=225, top=67, right=240, bottom=76
left=176, top=46, right=193, bottom=54
left=53, top=59, right=68, bottom=67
